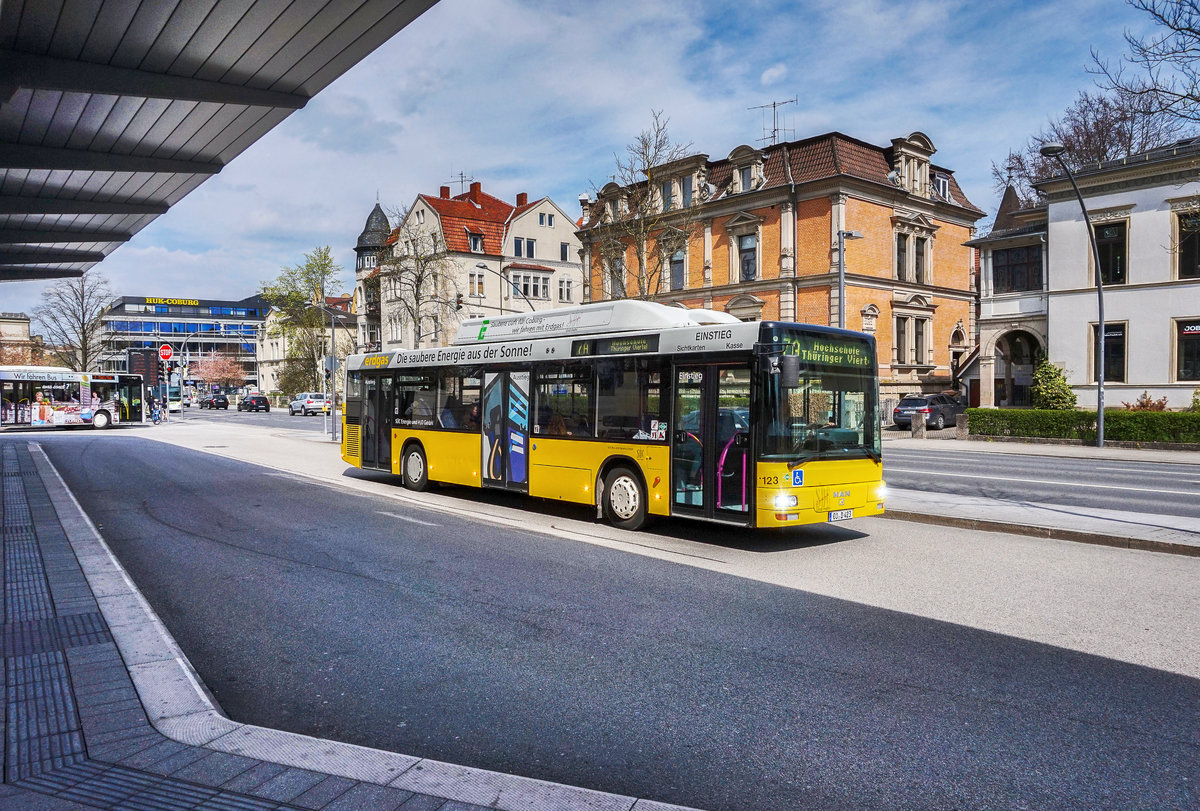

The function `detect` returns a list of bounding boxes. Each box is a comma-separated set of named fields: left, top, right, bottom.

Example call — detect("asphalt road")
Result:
left=883, top=444, right=1200, bottom=519
left=39, top=433, right=1200, bottom=811
left=173, top=403, right=331, bottom=432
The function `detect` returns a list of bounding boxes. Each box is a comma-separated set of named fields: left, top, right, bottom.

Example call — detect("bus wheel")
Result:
left=603, top=467, right=646, bottom=530
left=402, top=444, right=431, bottom=492
left=92, top=410, right=111, bottom=429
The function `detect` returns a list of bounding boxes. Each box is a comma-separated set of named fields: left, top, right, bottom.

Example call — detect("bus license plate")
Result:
left=829, top=509, right=853, bottom=522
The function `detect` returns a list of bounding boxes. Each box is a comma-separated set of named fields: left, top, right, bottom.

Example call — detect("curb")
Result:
left=29, top=441, right=699, bottom=811
left=882, top=510, right=1200, bottom=558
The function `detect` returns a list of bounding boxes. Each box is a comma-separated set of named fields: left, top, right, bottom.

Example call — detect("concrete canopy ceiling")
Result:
left=0, top=0, right=437, bottom=282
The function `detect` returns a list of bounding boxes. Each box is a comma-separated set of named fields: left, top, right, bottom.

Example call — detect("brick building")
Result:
left=576, top=131, right=984, bottom=402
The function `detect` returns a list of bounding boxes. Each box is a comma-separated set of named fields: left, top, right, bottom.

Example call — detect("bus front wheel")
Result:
left=603, top=467, right=647, bottom=531
left=402, top=444, right=431, bottom=492
left=92, top=410, right=110, bottom=429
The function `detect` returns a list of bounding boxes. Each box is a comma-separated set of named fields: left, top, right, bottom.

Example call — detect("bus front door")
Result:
left=362, top=374, right=393, bottom=471
left=672, top=364, right=752, bottom=522
left=481, top=371, right=530, bottom=491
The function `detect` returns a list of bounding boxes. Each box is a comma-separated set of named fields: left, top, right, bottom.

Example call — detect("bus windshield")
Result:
left=759, top=330, right=880, bottom=463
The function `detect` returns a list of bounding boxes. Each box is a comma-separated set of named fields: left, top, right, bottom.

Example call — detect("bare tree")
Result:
left=31, top=271, right=113, bottom=371
left=1093, top=0, right=1200, bottom=123
left=990, top=89, right=1192, bottom=206
left=591, top=111, right=701, bottom=298
left=379, top=206, right=461, bottom=347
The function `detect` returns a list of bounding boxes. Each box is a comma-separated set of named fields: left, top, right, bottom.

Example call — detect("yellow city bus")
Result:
left=341, top=301, right=884, bottom=531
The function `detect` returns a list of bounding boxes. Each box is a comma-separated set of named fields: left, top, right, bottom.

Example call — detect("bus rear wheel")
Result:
left=402, top=444, right=431, bottom=492
left=603, top=466, right=647, bottom=531
left=92, top=410, right=110, bottom=429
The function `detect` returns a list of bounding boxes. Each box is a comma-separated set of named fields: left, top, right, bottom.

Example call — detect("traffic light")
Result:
left=455, top=293, right=463, bottom=310
left=156, top=359, right=165, bottom=384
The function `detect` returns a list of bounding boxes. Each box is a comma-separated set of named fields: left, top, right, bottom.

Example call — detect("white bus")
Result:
left=0, top=367, right=145, bottom=429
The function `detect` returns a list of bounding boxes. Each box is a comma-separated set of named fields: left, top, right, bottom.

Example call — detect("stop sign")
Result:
left=158, top=344, right=173, bottom=361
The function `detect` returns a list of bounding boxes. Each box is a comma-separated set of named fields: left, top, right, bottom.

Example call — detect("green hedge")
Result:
left=965, top=408, right=1200, bottom=444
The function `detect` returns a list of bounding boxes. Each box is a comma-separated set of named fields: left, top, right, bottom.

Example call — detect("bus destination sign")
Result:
left=572, top=334, right=660, bottom=357
left=785, top=334, right=874, bottom=369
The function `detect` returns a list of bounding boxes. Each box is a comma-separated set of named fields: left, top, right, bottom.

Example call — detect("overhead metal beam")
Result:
left=0, top=228, right=133, bottom=244
left=0, top=248, right=106, bottom=263
left=0, top=197, right=170, bottom=215
left=0, top=267, right=85, bottom=281
left=0, top=49, right=309, bottom=110
left=0, top=145, right=222, bottom=175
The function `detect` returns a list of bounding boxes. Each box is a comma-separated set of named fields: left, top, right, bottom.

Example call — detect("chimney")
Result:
left=516, top=192, right=528, bottom=207
left=578, top=193, right=591, bottom=216
left=440, top=186, right=450, bottom=198
left=469, top=181, right=482, bottom=203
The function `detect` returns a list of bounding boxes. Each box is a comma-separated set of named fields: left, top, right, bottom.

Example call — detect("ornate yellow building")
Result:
left=576, top=131, right=984, bottom=400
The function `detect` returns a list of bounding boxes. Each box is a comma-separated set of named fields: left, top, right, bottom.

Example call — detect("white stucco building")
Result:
left=1040, top=139, right=1200, bottom=409
left=966, top=138, right=1200, bottom=409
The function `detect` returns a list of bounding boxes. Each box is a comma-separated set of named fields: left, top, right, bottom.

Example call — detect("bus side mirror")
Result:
left=780, top=354, right=800, bottom=388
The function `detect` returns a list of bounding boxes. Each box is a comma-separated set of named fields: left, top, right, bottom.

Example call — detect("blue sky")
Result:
left=4, top=0, right=1160, bottom=317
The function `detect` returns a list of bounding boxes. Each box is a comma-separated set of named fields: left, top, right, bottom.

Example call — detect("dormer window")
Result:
left=739, top=166, right=752, bottom=192
left=468, top=232, right=484, bottom=253
left=932, top=173, right=950, bottom=200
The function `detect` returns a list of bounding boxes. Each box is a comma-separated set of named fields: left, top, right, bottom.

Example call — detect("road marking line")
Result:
left=884, top=467, right=1200, bottom=495
left=376, top=510, right=438, bottom=526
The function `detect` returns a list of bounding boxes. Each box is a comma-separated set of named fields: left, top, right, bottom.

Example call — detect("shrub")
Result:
left=1187, top=388, right=1200, bottom=413
left=966, top=408, right=1200, bottom=444
left=1030, top=359, right=1077, bottom=410
left=1121, top=391, right=1168, bottom=411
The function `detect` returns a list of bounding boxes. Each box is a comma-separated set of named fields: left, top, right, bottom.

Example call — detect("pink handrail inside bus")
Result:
left=716, top=433, right=747, bottom=511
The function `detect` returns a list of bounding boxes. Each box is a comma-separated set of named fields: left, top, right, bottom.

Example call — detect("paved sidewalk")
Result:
left=881, top=434, right=1200, bottom=556
left=1, top=439, right=694, bottom=811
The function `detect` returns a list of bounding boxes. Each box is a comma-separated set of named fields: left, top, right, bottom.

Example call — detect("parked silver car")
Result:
left=288, top=392, right=328, bottom=416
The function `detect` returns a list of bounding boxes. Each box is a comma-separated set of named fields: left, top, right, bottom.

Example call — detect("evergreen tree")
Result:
left=1030, top=358, right=1077, bottom=410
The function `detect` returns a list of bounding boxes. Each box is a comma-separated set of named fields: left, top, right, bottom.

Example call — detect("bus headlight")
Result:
left=876, top=483, right=887, bottom=502
left=773, top=494, right=798, bottom=510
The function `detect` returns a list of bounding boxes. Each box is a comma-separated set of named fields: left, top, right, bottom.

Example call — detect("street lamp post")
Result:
left=1040, top=142, right=1105, bottom=448
left=836, top=229, right=863, bottom=329
left=309, top=303, right=355, bottom=442
left=476, top=262, right=536, bottom=312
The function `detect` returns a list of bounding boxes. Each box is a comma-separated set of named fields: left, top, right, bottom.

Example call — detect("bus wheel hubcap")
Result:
left=407, top=452, right=423, bottom=482
left=609, top=477, right=639, bottom=519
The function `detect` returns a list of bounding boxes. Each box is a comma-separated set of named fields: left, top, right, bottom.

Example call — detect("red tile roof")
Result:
left=416, top=186, right=549, bottom=255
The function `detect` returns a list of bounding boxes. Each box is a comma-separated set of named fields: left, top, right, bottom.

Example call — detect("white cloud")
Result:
left=760, top=63, right=788, bottom=86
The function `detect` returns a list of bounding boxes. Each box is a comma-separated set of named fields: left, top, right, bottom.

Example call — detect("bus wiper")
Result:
left=788, top=451, right=819, bottom=470
left=860, top=445, right=881, bottom=464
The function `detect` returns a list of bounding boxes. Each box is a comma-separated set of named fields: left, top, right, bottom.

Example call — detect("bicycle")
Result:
left=150, top=403, right=162, bottom=424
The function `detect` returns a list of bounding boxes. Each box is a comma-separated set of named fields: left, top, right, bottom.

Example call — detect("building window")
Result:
left=1179, top=213, right=1200, bottom=279
left=511, top=273, right=550, bottom=300
left=1093, top=323, right=1126, bottom=382
left=514, top=238, right=523, bottom=258
left=932, top=174, right=950, bottom=199
left=914, top=237, right=927, bottom=284
left=415, top=209, right=425, bottom=225
left=895, top=317, right=908, bottom=363
left=608, top=258, right=625, bottom=298
left=739, top=166, right=752, bottom=192
left=560, top=242, right=569, bottom=262
left=469, top=233, right=483, bottom=253
left=738, top=233, right=757, bottom=281
left=681, top=175, right=692, bottom=207
left=539, top=213, right=545, bottom=225
left=993, top=245, right=1043, bottom=293
left=895, top=233, right=908, bottom=280
left=469, top=272, right=484, bottom=297
left=559, top=278, right=573, bottom=302
left=914, top=318, right=926, bottom=365
left=670, top=250, right=685, bottom=291
left=548, top=214, right=554, bottom=227
left=661, top=180, right=673, bottom=211
left=1178, top=320, right=1200, bottom=381
left=1095, top=222, right=1127, bottom=285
